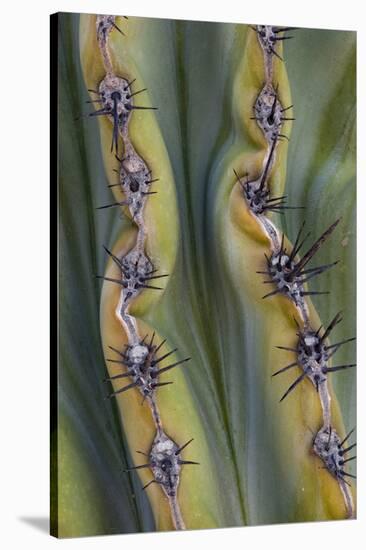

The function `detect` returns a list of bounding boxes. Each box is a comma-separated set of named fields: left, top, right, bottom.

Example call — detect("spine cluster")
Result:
left=88, top=15, right=197, bottom=530
left=237, top=25, right=356, bottom=518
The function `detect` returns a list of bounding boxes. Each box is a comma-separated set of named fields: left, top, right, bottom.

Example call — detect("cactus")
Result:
left=54, top=12, right=356, bottom=537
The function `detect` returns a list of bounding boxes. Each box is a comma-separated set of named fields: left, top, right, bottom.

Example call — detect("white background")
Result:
left=0, top=0, right=364, bottom=548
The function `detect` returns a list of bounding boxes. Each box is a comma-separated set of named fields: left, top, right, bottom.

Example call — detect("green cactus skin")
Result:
left=54, top=13, right=356, bottom=536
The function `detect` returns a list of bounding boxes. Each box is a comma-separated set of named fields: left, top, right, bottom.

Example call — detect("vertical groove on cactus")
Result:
left=232, top=24, right=355, bottom=518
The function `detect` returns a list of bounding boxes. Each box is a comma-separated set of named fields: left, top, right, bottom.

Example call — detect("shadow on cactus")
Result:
left=53, top=12, right=356, bottom=538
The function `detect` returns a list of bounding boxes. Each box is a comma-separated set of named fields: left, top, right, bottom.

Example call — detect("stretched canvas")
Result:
left=51, top=12, right=356, bottom=538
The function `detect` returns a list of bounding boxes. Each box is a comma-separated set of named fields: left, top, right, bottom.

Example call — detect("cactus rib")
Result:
left=234, top=24, right=355, bottom=517
left=86, top=14, right=195, bottom=530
